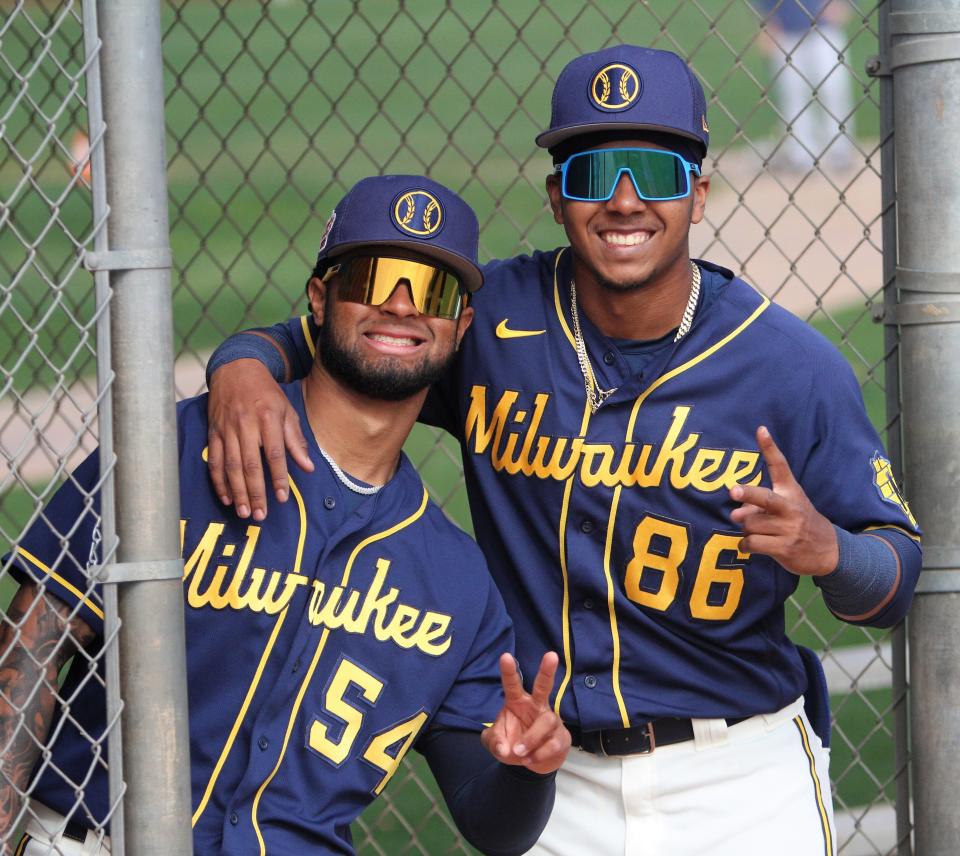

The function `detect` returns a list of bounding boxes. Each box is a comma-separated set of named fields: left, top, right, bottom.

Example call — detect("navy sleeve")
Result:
left=815, top=527, right=921, bottom=628
left=429, top=563, right=515, bottom=733
left=205, top=316, right=317, bottom=386
left=3, top=397, right=207, bottom=637
left=4, top=450, right=106, bottom=634
left=420, top=728, right=556, bottom=856
left=786, top=340, right=921, bottom=535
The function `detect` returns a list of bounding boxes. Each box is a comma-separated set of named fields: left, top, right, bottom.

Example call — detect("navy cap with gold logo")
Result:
left=314, top=175, right=483, bottom=292
left=535, top=45, right=710, bottom=158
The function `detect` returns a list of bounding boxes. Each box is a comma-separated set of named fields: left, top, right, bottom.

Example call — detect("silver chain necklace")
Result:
left=569, top=261, right=702, bottom=414
left=317, top=445, right=383, bottom=495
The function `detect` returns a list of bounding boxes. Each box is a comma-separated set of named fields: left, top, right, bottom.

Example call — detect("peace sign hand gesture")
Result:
left=481, top=652, right=571, bottom=775
left=729, top=426, right=839, bottom=577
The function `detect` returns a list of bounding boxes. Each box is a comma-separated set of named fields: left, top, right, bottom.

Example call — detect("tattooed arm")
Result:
left=0, top=583, right=95, bottom=852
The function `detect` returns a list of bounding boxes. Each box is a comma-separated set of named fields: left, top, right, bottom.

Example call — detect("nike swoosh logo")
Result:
left=496, top=319, right=546, bottom=339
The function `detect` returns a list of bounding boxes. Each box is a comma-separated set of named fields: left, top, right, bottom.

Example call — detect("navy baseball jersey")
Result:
left=270, top=250, right=920, bottom=731
left=6, top=382, right=513, bottom=854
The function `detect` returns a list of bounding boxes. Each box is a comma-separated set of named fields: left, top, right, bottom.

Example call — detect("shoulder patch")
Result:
left=871, top=453, right=917, bottom=528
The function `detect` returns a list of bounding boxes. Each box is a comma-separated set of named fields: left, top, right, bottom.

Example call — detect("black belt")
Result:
left=16, top=817, right=88, bottom=851
left=63, top=818, right=89, bottom=843
left=567, top=716, right=749, bottom=756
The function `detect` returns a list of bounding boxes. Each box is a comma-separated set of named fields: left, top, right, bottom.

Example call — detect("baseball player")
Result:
left=755, top=0, right=856, bottom=172
left=203, top=46, right=921, bottom=855
left=0, top=175, right=572, bottom=856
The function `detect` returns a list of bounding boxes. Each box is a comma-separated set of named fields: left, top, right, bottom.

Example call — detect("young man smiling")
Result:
left=204, top=46, right=921, bottom=855
left=544, top=137, right=709, bottom=343
left=0, top=175, right=571, bottom=856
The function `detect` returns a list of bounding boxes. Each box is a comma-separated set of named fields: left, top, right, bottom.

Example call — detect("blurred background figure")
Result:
left=69, top=130, right=92, bottom=185
left=757, top=0, right=857, bottom=172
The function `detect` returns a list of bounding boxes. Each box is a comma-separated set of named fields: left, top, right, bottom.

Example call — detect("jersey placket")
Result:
left=553, top=280, right=636, bottom=727
left=214, top=473, right=391, bottom=853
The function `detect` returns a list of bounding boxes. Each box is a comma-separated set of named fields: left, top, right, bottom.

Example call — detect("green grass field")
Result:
left=2, top=0, right=883, bottom=387
left=1, top=0, right=897, bottom=846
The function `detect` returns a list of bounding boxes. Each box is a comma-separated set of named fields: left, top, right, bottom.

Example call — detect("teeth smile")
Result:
left=369, top=333, right=419, bottom=346
left=601, top=232, right=650, bottom=246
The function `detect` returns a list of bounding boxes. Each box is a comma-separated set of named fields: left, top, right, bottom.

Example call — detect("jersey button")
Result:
left=583, top=598, right=594, bottom=610
left=584, top=675, right=598, bottom=689
left=323, top=496, right=336, bottom=510
left=580, top=520, right=594, bottom=534
left=258, top=736, right=269, bottom=751
left=230, top=812, right=239, bottom=825
left=603, top=351, right=615, bottom=365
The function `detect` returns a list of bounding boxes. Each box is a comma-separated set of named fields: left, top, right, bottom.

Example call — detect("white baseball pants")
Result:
left=530, top=697, right=835, bottom=856
left=14, top=803, right=109, bottom=856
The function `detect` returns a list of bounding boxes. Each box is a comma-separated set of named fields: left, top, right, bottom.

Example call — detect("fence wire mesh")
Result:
left=0, top=0, right=906, bottom=854
left=0, top=0, right=120, bottom=852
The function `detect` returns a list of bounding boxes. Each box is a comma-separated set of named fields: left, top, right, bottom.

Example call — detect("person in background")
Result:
left=756, top=0, right=857, bottom=171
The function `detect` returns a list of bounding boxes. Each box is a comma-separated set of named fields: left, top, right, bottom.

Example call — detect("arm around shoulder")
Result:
left=205, top=317, right=317, bottom=520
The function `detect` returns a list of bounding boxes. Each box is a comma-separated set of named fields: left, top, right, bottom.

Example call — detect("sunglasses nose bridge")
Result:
left=377, top=278, right=420, bottom=315
left=608, top=166, right=648, bottom=206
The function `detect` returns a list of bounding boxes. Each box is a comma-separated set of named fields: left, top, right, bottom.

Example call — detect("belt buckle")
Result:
left=641, top=721, right=656, bottom=754
left=597, top=722, right=657, bottom=756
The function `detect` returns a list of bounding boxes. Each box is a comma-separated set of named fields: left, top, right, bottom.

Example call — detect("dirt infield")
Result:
left=693, top=149, right=883, bottom=318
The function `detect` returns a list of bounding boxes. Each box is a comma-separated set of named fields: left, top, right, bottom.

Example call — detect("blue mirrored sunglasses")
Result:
left=556, top=147, right=701, bottom=203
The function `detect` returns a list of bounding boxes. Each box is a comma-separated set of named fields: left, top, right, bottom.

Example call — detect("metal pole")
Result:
left=872, top=1, right=913, bottom=850
left=94, top=1, right=193, bottom=853
left=888, top=2, right=960, bottom=852
left=80, top=0, right=125, bottom=851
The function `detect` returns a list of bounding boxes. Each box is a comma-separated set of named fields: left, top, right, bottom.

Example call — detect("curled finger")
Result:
left=283, top=407, right=314, bottom=476
left=513, top=709, right=563, bottom=758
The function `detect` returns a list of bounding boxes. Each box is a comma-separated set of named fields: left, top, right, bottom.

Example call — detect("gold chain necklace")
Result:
left=569, top=261, right=702, bottom=414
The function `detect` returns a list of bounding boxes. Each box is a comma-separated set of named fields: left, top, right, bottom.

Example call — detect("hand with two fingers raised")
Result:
left=481, top=652, right=571, bottom=775
left=729, top=426, right=839, bottom=577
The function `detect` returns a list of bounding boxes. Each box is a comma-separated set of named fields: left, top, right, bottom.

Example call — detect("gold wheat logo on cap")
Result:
left=393, top=190, right=443, bottom=237
left=590, top=63, right=641, bottom=111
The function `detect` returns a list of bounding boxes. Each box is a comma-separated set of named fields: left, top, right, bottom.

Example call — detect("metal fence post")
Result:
left=94, top=1, right=193, bottom=852
left=80, top=0, right=126, bottom=849
left=889, top=1, right=960, bottom=851
left=873, top=1, right=912, bottom=851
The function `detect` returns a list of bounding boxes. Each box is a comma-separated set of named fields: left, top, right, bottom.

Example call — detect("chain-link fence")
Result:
left=0, top=0, right=121, bottom=852
left=1, top=0, right=910, bottom=853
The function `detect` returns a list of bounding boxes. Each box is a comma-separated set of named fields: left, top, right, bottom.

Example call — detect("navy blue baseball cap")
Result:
left=535, top=45, right=710, bottom=159
left=314, top=174, right=483, bottom=293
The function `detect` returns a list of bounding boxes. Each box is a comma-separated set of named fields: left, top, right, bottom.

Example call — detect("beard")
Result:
left=318, top=296, right=455, bottom=402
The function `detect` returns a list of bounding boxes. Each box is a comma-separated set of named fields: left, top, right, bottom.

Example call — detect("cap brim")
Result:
left=536, top=122, right=706, bottom=154
left=327, top=239, right=483, bottom=293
